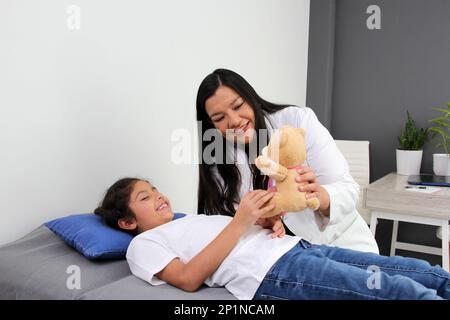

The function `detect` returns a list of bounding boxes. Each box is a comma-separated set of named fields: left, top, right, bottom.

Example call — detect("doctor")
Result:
left=195, top=68, right=378, bottom=253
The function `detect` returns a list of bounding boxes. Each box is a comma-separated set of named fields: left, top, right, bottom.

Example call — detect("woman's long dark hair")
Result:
left=196, top=68, right=292, bottom=216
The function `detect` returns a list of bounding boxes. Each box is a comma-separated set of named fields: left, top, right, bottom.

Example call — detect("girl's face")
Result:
left=205, top=85, right=256, bottom=144
left=122, top=180, right=173, bottom=233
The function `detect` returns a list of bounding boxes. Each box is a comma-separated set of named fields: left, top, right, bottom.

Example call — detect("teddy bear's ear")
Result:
left=298, top=128, right=305, bottom=136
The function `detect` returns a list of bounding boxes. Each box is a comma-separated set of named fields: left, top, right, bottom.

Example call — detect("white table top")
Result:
left=365, top=173, right=450, bottom=220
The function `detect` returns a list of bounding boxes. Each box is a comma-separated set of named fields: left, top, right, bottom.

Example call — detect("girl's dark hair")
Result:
left=94, top=178, right=146, bottom=236
left=196, top=68, right=292, bottom=216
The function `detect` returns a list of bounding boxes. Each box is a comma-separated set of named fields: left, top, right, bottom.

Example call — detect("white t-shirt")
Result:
left=126, top=214, right=300, bottom=300
left=212, top=106, right=379, bottom=254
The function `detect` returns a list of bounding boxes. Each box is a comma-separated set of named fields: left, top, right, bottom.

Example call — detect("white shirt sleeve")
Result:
left=126, top=237, right=178, bottom=286
left=296, top=107, right=360, bottom=229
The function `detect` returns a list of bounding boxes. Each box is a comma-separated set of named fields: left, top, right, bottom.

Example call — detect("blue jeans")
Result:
left=254, top=239, right=450, bottom=300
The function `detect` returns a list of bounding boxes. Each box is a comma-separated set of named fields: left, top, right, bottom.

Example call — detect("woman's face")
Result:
left=205, top=85, right=256, bottom=144
left=124, top=181, right=173, bottom=233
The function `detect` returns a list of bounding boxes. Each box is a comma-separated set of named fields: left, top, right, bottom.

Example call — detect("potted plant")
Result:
left=428, top=103, right=450, bottom=176
left=396, top=111, right=428, bottom=175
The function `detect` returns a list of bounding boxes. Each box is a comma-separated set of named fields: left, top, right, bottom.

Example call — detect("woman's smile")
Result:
left=233, top=120, right=250, bottom=135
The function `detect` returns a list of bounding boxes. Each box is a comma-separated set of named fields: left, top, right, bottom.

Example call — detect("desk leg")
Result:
left=441, top=221, right=449, bottom=272
left=390, top=221, right=399, bottom=256
left=370, top=212, right=378, bottom=236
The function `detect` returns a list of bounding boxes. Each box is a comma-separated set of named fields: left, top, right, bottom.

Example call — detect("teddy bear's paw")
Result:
left=255, top=156, right=269, bottom=169
left=307, top=198, right=320, bottom=211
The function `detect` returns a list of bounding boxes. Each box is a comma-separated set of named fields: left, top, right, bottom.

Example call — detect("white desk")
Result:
left=365, top=173, right=450, bottom=272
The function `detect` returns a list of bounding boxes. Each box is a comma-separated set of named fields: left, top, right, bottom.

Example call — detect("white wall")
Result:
left=0, top=0, right=310, bottom=245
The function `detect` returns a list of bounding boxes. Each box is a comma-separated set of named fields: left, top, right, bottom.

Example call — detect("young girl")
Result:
left=196, top=69, right=378, bottom=253
left=95, top=178, right=449, bottom=300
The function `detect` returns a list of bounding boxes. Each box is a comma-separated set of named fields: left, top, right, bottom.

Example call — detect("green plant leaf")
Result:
left=398, top=110, right=427, bottom=150
left=432, top=107, right=450, bottom=116
left=430, top=120, right=450, bottom=129
left=429, top=116, right=450, bottom=123
left=429, top=127, right=445, bottom=135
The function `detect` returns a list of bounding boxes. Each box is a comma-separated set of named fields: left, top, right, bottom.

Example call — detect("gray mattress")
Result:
left=0, top=225, right=236, bottom=300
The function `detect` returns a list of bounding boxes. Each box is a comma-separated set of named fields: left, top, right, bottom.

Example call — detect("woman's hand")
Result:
left=295, top=166, right=330, bottom=216
left=295, top=165, right=320, bottom=200
left=256, top=213, right=286, bottom=238
left=234, top=190, right=276, bottom=229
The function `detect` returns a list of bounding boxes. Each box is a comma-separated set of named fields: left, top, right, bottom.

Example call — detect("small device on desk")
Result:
left=407, top=174, right=450, bottom=187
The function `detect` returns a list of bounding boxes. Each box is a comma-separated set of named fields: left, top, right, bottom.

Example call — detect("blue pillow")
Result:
left=45, top=212, right=186, bottom=260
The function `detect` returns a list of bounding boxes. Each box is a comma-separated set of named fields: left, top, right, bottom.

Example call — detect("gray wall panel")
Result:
left=332, top=0, right=450, bottom=181
left=307, top=0, right=449, bottom=258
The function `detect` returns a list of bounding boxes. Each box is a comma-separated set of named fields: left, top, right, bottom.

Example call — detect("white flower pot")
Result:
left=396, top=149, right=423, bottom=175
left=433, top=153, right=450, bottom=176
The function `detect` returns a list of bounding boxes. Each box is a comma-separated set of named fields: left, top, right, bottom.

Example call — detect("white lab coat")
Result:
left=212, top=106, right=379, bottom=254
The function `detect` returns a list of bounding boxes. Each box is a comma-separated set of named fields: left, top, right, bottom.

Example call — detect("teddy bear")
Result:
left=255, top=126, right=320, bottom=218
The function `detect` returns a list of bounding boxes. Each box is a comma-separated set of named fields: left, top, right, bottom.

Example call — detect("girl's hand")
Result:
left=295, top=165, right=320, bottom=201
left=256, top=212, right=287, bottom=238
left=234, top=190, right=276, bottom=229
